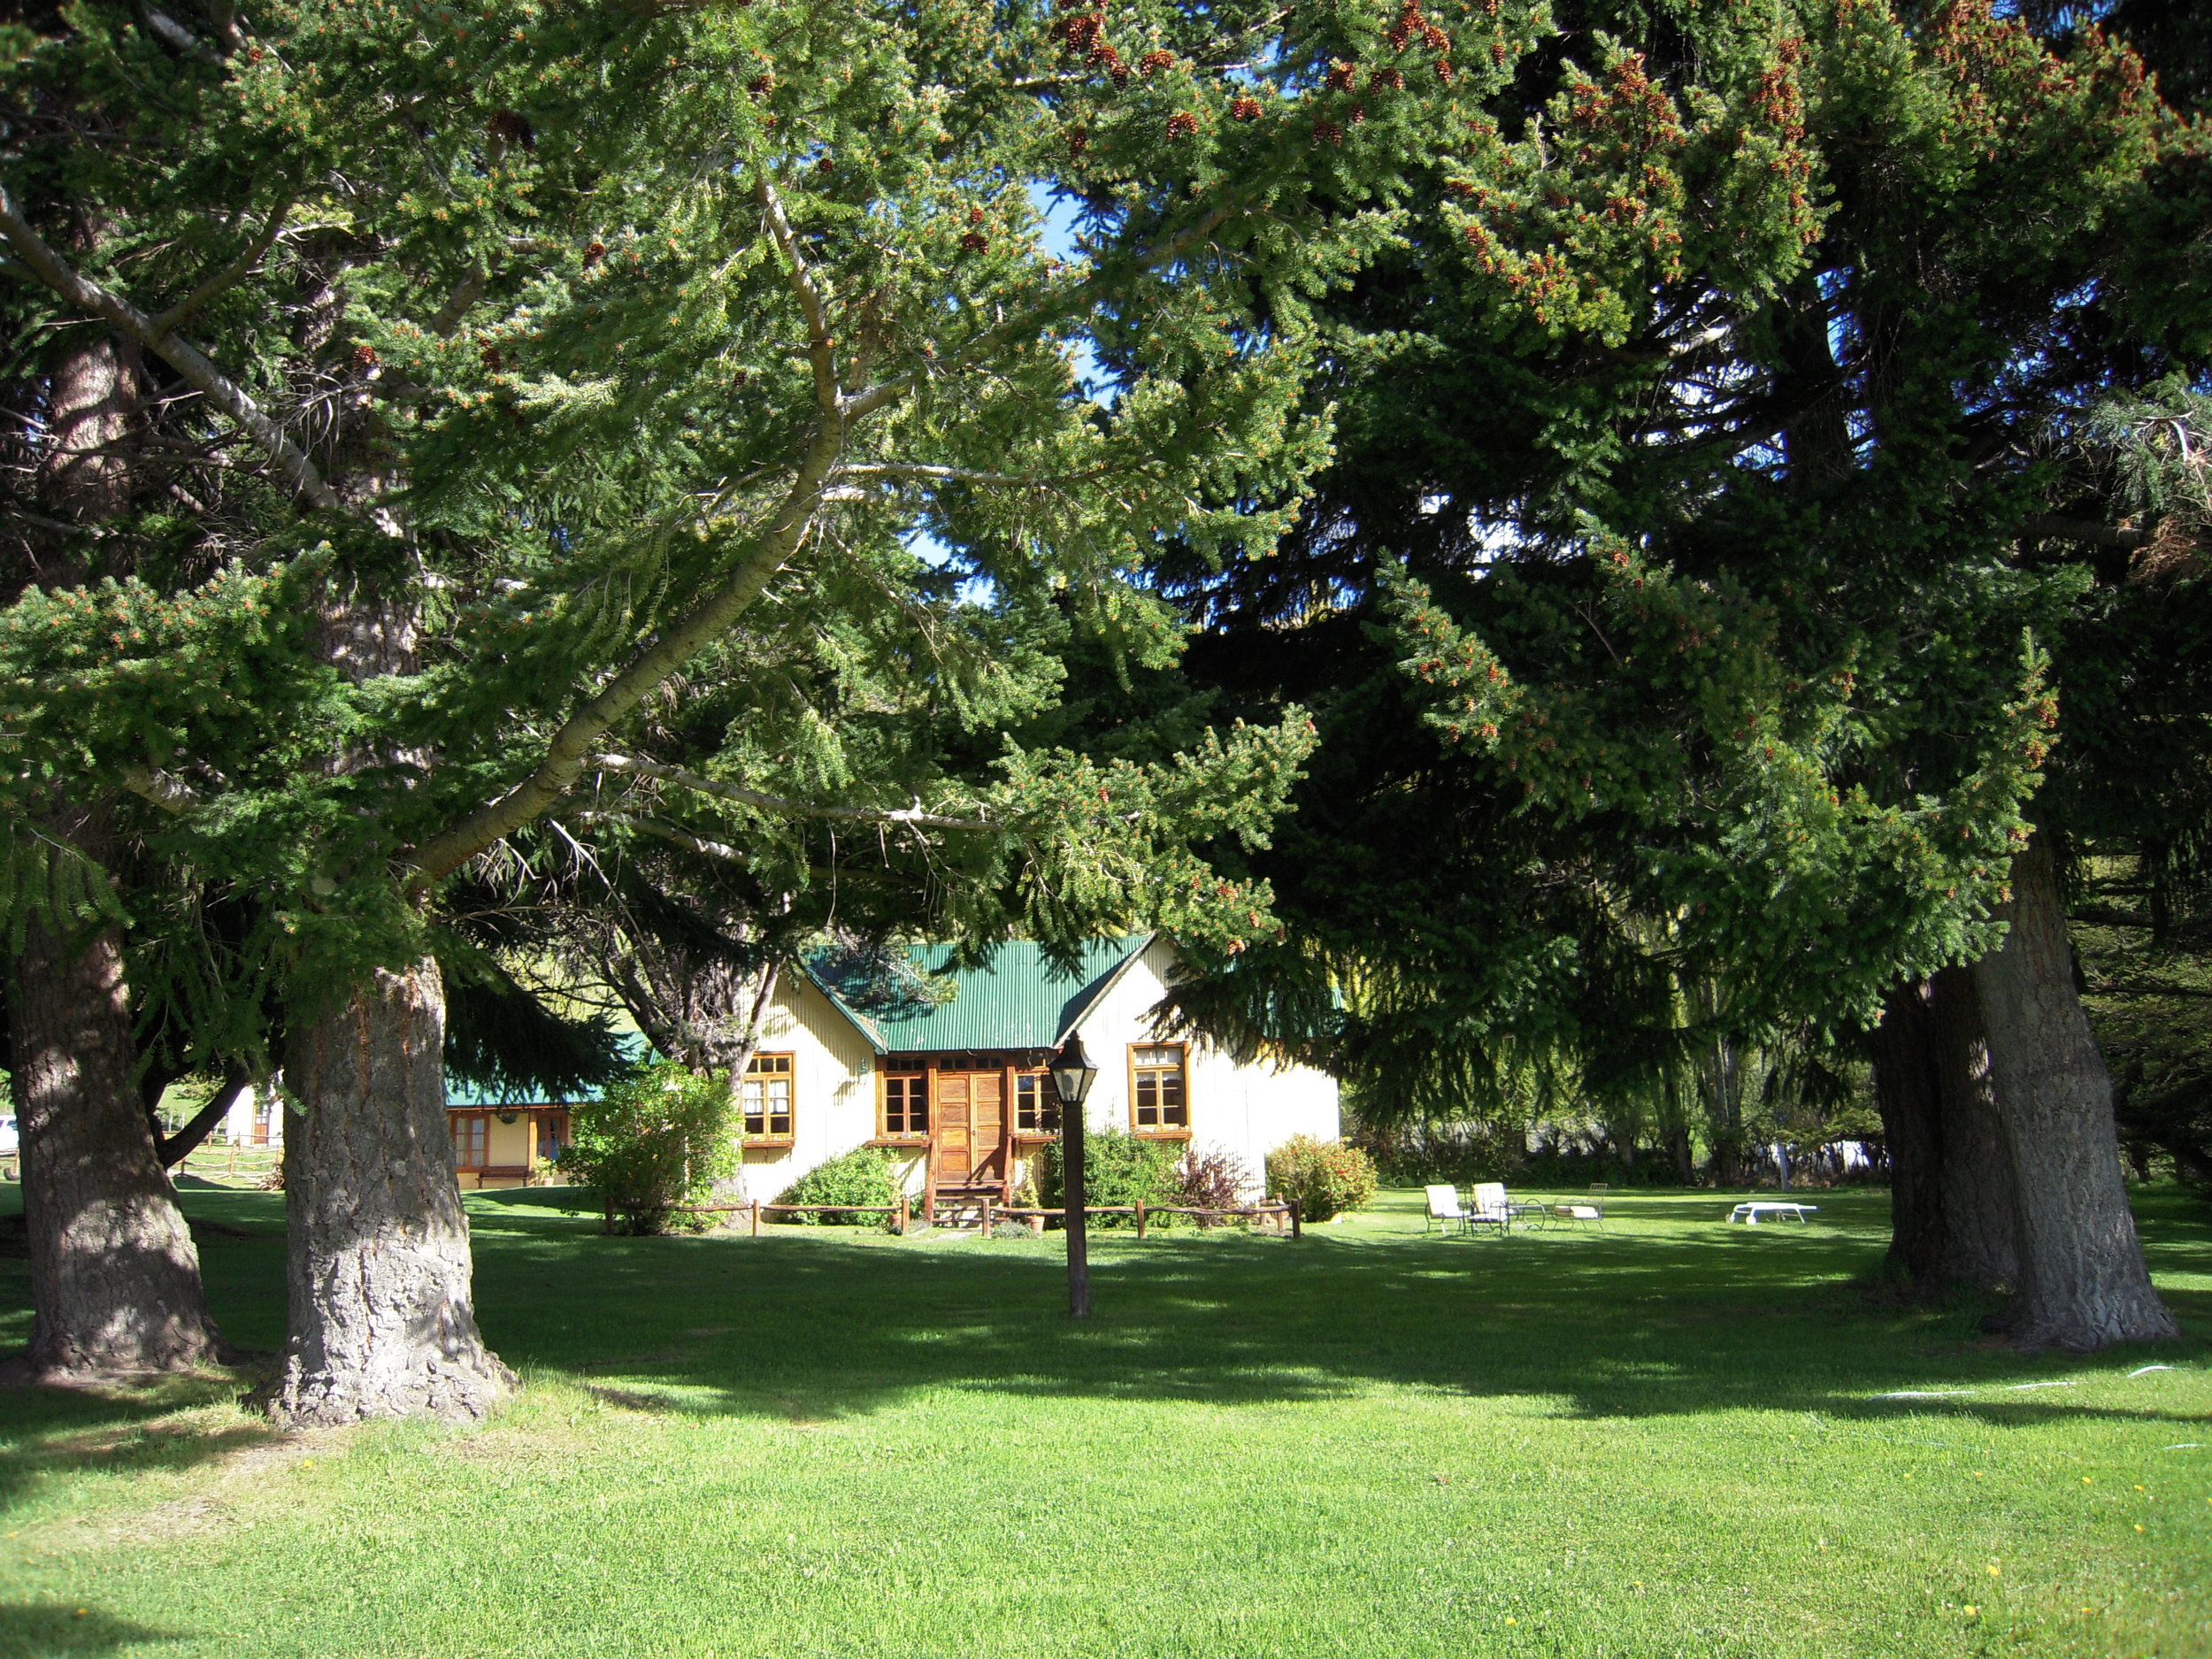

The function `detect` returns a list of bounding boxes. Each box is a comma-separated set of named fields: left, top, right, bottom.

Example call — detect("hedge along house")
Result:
left=738, top=933, right=1340, bottom=1217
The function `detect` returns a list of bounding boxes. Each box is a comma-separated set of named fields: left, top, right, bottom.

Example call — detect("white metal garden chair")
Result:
left=1467, top=1181, right=1511, bottom=1236
left=1424, top=1184, right=1467, bottom=1234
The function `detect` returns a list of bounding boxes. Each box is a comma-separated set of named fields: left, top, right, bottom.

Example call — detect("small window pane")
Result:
left=742, top=1054, right=795, bottom=1137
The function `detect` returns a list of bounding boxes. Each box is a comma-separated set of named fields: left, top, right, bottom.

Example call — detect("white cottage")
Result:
left=730, top=933, right=1340, bottom=1214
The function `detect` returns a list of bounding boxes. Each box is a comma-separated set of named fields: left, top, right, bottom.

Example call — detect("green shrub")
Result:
left=1036, top=1128, right=1178, bottom=1225
left=562, top=1063, right=739, bottom=1235
left=775, top=1147, right=902, bottom=1226
left=1265, top=1135, right=1378, bottom=1222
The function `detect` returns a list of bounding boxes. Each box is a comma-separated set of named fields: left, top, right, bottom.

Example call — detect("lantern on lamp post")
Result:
left=1049, top=1033, right=1100, bottom=1318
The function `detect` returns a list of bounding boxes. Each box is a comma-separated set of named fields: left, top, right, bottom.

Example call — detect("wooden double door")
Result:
left=932, top=1071, right=1006, bottom=1191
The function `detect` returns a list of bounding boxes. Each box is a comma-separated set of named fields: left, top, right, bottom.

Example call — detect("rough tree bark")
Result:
left=7, top=902, right=225, bottom=1378
left=1928, top=965, right=2021, bottom=1294
left=1971, top=835, right=2177, bottom=1349
left=265, top=957, right=512, bottom=1424
left=1868, top=979, right=1947, bottom=1283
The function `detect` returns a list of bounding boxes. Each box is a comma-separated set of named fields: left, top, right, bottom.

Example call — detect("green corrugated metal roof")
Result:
left=815, top=933, right=1153, bottom=1055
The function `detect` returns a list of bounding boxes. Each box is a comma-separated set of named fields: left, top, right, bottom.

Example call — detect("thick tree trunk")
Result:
left=1971, top=837, right=2177, bottom=1350
left=1928, top=966, right=2021, bottom=1294
left=1868, top=979, right=1947, bottom=1283
left=265, top=958, right=512, bottom=1424
left=7, top=910, right=224, bottom=1378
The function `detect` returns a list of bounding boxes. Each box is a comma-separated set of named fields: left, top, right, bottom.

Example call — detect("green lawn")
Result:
left=0, top=1183, right=2207, bottom=1659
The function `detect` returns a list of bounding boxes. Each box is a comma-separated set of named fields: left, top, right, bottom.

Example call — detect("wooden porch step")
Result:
left=926, top=1185, right=1011, bottom=1231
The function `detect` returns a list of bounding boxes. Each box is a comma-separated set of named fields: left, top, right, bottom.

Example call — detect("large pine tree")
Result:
left=4, top=0, right=1523, bottom=1414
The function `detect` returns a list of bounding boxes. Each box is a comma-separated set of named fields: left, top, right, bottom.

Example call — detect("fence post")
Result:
left=980, top=1196, right=993, bottom=1236
left=897, top=1194, right=910, bottom=1236
left=1134, top=1199, right=1146, bottom=1240
left=750, top=1199, right=761, bottom=1237
left=1289, top=1200, right=1302, bottom=1240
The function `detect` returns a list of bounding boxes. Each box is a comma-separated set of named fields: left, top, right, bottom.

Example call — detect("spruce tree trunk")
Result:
left=7, top=910, right=224, bottom=1378
left=1928, top=966, right=2021, bottom=1294
left=265, top=958, right=512, bottom=1424
left=1971, top=837, right=2177, bottom=1350
left=1, top=334, right=221, bottom=1380
left=1868, top=979, right=1946, bottom=1283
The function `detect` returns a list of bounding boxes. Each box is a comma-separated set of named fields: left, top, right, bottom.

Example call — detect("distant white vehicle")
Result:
left=0, top=1113, right=18, bottom=1156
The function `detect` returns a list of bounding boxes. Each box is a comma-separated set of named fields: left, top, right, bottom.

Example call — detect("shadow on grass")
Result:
left=0, top=1377, right=279, bottom=1515
left=453, top=1185, right=2211, bottom=1434
left=0, top=1602, right=182, bottom=1655
left=3, top=1186, right=2204, bottom=1493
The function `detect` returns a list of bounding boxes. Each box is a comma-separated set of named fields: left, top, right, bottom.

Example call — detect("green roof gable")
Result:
left=809, top=933, right=1155, bottom=1055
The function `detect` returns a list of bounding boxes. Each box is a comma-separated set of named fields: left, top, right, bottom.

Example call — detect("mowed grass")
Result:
left=0, top=1184, right=2208, bottom=1659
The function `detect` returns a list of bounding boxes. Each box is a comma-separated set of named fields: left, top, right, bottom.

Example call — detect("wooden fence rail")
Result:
left=661, top=1197, right=1306, bottom=1240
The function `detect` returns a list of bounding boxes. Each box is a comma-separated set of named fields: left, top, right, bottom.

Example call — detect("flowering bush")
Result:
left=1265, top=1135, right=1378, bottom=1222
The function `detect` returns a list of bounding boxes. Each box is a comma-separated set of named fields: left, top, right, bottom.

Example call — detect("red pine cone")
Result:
left=747, top=71, right=773, bottom=96
left=1311, top=118, right=1343, bottom=145
left=1324, top=60, right=1356, bottom=91
left=1423, top=24, right=1450, bottom=50
left=1067, top=127, right=1091, bottom=154
left=1369, top=67, right=1403, bottom=90
left=582, top=241, right=606, bottom=266
left=1230, top=95, right=1263, bottom=120
left=959, top=231, right=988, bottom=253
left=1165, top=111, right=1198, bottom=138
left=1140, top=48, right=1174, bottom=75
left=817, top=155, right=834, bottom=173
left=353, top=343, right=379, bottom=369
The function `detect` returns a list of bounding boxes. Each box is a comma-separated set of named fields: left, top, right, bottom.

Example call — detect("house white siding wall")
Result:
left=734, top=973, right=885, bottom=1202
left=1065, top=937, right=1340, bottom=1198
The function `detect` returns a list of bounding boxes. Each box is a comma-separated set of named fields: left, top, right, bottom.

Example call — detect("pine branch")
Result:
left=757, top=173, right=842, bottom=419
left=149, top=193, right=294, bottom=335
left=841, top=200, right=1237, bottom=422
left=594, top=752, right=1001, bottom=831
left=0, top=183, right=341, bottom=511
left=404, top=421, right=849, bottom=884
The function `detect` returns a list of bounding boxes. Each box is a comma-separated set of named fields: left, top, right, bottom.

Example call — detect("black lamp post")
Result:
left=1049, top=1033, right=1100, bottom=1318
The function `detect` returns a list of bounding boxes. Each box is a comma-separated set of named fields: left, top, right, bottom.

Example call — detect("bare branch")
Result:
left=834, top=462, right=1101, bottom=488
left=0, top=182, right=341, bottom=511
left=428, top=262, right=488, bottom=338
left=150, top=193, right=295, bottom=335
left=139, top=4, right=226, bottom=65
left=574, top=810, right=749, bottom=864
left=757, top=173, right=841, bottom=419
left=2021, top=514, right=2152, bottom=549
left=594, top=751, right=1000, bottom=832
left=119, top=763, right=199, bottom=815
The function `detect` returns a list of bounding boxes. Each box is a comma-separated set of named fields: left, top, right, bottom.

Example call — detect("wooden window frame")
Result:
left=449, top=1110, right=489, bottom=1170
left=1010, top=1070, right=1061, bottom=1140
left=1127, top=1041, right=1192, bottom=1138
left=741, top=1051, right=797, bottom=1145
left=876, top=1070, right=931, bottom=1144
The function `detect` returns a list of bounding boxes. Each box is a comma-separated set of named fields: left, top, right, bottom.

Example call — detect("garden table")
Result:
left=1727, top=1202, right=1818, bottom=1225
